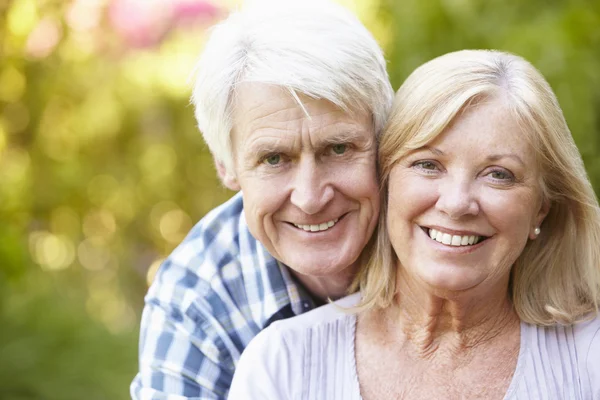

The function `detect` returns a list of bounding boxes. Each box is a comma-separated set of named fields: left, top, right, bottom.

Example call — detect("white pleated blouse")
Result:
left=228, top=293, right=600, bottom=400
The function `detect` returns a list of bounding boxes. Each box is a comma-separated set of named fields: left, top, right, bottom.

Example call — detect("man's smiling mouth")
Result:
left=293, top=218, right=340, bottom=232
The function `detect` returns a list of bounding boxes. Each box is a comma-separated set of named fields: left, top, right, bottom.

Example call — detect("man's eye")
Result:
left=263, top=154, right=281, bottom=165
left=331, top=144, right=347, bottom=155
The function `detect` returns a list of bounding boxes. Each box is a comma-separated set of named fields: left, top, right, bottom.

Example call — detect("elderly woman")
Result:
left=228, top=50, right=600, bottom=399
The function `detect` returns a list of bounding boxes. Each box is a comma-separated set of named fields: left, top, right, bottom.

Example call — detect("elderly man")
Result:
left=130, top=1, right=393, bottom=398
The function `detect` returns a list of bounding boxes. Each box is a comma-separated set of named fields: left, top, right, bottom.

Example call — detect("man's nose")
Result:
left=435, top=176, right=480, bottom=219
left=290, top=158, right=334, bottom=215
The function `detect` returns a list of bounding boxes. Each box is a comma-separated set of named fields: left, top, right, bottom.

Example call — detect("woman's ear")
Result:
left=530, top=198, right=550, bottom=239
left=215, top=158, right=241, bottom=191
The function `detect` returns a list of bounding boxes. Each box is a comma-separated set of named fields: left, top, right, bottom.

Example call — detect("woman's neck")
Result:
left=376, top=267, right=520, bottom=358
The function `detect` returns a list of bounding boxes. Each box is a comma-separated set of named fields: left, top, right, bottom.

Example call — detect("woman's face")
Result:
left=387, top=98, right=548, bottom=293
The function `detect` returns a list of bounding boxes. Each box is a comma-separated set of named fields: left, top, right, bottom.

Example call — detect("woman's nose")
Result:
left=435, top=176, right=480, bottom=219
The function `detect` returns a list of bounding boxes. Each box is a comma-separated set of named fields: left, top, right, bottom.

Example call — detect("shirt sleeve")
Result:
left=130, top=261, right=237, bottom=400
left=227, top=325, right=296, bottom=400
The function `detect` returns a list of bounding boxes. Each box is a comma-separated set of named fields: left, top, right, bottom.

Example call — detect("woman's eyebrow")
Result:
left=408, top=145, right=444, bottom=156
left=411, top=146, right=526, bottom=166
left=486, top=153, right=525, bottom=166
left=423, top=145, right=444, bottom=156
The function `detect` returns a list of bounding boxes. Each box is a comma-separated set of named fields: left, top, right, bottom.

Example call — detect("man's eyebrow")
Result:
left=246, top=141, right=287, bottom=155
left=319, top=130, right=372, bottom=145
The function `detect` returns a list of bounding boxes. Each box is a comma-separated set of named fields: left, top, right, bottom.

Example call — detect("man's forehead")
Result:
left=233, top=83, right=343, bottom=124
left=231, top=83, right=373, bottom=146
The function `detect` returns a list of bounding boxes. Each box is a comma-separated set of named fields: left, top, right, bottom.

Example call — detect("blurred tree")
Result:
left=0, top=0, right=598, bottom=398
left=0, top=0, right=231, bottom=398
left=377, top=0, right=600, bottom=187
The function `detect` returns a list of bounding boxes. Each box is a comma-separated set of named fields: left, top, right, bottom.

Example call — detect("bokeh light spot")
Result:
left=159, top=209, right=192, bottom=244
left=139, top=143, right=178, bottom=181
left=66, top=0, right=105, bottom=32
left=25, top=17, right=63, bottom=59
left=78, top=238, right=111, bottom=271
left=157, top=40, right=198, bottom=97
left=150, top=201, right=177, bottom=229
left=83, top=209, right=117, bottom=240
left=146, top=258, right=165, bottom=286
left=29, top=231, right=75, bottom=271
left=0, top=147, right=31, bottom=184
left=0, top=66, right=27, bottom=103
left=7, top=0, right=38, bottom=37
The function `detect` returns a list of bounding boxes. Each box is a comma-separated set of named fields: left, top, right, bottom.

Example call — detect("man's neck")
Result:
left=289, top=264, right=357, bottom=304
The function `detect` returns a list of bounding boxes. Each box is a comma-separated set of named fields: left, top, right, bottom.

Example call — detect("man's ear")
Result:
left=215, top=159, right=241, bottom=191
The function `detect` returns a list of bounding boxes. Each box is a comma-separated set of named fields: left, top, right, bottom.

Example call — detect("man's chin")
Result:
left=283, top=255, right=357, bottom=278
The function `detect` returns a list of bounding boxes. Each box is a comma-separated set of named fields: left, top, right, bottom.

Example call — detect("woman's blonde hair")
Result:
left=351, top=50, right=600, bottom=325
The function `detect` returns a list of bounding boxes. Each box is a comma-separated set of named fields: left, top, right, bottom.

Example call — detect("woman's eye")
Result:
left=415, top=161, right=438, bottom=170
left=489, top=169, right=514, bottom=181
left=331, top=144, right=347, bottom=155
left=263, top=154, right=281, bottom=166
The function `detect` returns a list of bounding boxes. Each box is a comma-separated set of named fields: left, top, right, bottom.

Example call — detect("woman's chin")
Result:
left=415, top=266, right=486, bottom=294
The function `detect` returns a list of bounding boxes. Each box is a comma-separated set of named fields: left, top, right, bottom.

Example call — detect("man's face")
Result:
left=229, top=83, right=379, bottom=278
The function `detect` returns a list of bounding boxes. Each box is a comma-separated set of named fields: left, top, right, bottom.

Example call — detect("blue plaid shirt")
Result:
left=130, top=192, right=315, bottom=399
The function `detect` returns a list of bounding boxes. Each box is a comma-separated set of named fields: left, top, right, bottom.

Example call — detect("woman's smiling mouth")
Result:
left=422, top=227, right=489, bottom=247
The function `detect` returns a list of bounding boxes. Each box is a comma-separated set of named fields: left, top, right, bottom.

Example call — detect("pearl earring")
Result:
left=534, top=227, right=541, bottom=236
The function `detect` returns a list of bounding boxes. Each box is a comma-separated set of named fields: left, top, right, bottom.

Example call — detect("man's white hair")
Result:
left=191, top=0, right=394, bottom=175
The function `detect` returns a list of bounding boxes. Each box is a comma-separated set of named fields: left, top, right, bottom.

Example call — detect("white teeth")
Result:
left=294, top=218, right=339, bottom=232
left=442, top=233, right=452, bottom=245
left=428, top=228, right=482, bottom=247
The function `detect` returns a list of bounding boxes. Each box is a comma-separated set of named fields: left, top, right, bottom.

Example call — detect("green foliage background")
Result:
left=0, top=0, right=598, bottom=399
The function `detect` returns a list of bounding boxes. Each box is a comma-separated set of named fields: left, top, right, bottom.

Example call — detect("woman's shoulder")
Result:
left=228, top=293, right=361, bottom=399
left=509, top=314, right=599, bottom=398
left=520, top=313, right=600, bottom=397
left=523, top=312, right=600, bottom=342
left=572, top=312, right=600, bottom=338
left=571, top=313, right=600, bottom=396
left=264, top=293, right=360, bottom=346
left=522, top=313, right=600, bottom=356
left=571, top=313, right=600, bottom=366
left=269, top=292, right=360, bottom=336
